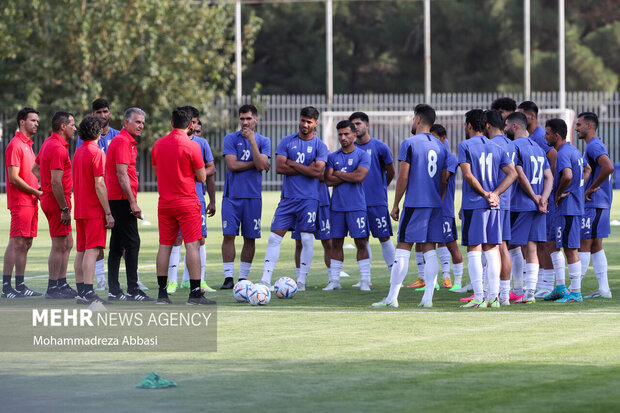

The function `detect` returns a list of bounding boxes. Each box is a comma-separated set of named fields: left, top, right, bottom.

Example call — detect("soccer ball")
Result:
left=233, top=279, right=254, bottom=303
left=248, top=284, right=271, bottom=306
left=274, top=277, right=298, bottom=299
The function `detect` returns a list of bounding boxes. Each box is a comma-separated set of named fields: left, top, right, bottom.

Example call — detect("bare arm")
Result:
left=390, top=161, right=409, bottom=221
left=460, top=162, right=499, bottom=208
left=194, top=166, right=206, bottom=183
left=276, top=154, right=297, bottom=175
left=546, top=148, right=557, bottom=176
left=539, top=168, right=553, bottom=213
left=515, top=165, right=539, bottom=203
left=287, top=159, right=326, bottom=179
left=333, top=166, right=369, bottom=183
left=385, top=163, right=395, bottom=186
left=116, top=163, right=141, bottom=217
left=8, top=166, right=42, bottom=198
left=50, top=169, right=71, bottom=225
left=585, top=154, right=614, bottom=201
left=324, top=168, right=343, bottom=186
left=32, top=163, right=40, bottom=180
left=583, top=163, right=592, bottom=184
left=94, top=176, right=114, bottom=229
left=206, top=172, right=216, bottom=217
left=243, top=130, right=270, bottom=171
left=555, top=167, right=573, bottom=206
left=440, top=169, right=450, bottom=202
left=225, top=154, right=256, bottom=172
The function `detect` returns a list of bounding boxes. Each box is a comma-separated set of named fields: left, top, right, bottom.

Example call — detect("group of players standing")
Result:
left=2, top=96, right=614, bottom=307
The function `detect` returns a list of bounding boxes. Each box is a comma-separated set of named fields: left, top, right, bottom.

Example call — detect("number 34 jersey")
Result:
left=458, top=135, right=512, bottom=210
left=223, top=130, right=271, bottom=199
left=398, top=132, right=448, bottom=209
left=511, top=136, right=550, bottom=212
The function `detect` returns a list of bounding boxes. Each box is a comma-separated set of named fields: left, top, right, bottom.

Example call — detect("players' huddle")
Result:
left=2, top=97, right=613, bottom=308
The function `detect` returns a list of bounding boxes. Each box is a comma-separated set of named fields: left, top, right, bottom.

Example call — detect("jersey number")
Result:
left=240, top=149, right=251, bottom=161
left=478, top=152, right=493, bottom=182
left=581, top=217, right=591, bottom=230
left=295, top=152, right=305, bottom=164
left=530, top=156, right=545, bottom=185
left=427, top=150, right=438, bottom=178
left=253, top=218, right=261, bottom=230
left=356, top=217, right=366, bottom=229
left=307, top=211, right=316, bottom=223
left=375, top=217, right=388, bottom=229
left=578, top=158, right=584, bottom=187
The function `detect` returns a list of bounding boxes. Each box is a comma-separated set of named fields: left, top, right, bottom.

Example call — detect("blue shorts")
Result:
left=330, top=210, right=368, bottom=239
left=397, top=207, right=443, bottom=243
left=441, top=217, right=458, bottom=243
left=580, top=207, right=610, bottom=239
left=271, top=198, right=319, bottom=233
left=500, top=209, right=511, bottom=241
left=462, top=209, right=502, bottom=246
left=546, top=200, right=556, bottom=239
left=292, top=205, right=331, bottom=241
left=555, top=215, right=581, bottom=249
left=221, top=198, right=262, bottom=239
left=178, top=200, right=207, bottom=238
left=509, top=211, right=546, bottom=245
left=367, top=205, right=393, bottom=238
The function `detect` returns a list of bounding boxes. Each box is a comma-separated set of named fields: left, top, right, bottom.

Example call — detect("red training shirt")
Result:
left=4, top=132, right=38, bottom=209
left=73, top=140, right=106, bottom=219
left=105, top=128, right=138, bottom=201
left=151, top=129, right=205, bottom=208
left=36, top=132, right=72, bottom=209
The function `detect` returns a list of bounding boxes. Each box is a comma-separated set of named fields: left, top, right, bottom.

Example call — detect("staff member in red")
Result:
left=151, top=107, right=213, bottom=305
left=73, top=116, right=115, bottom=304
left=33, top=111, right=78, bottom=299
left=105, top=107, right=153, bottom=301
left=2, top=107, right=43, bottom=298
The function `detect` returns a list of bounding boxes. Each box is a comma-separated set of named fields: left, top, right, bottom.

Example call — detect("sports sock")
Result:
left=437, top=246, right=451, bottom=279
left=223, top=262, right=234, bottom=280
left=578, top=251, right=591, bottom=279
left=15, top=275, right=24, bottom=289
left=422, top=250, right=438, bottom=304
left=168, top=245, right=182, bottom=283
left=76, top=282, right=84, bottom=296
left=499, top=280, right=511, bottom=301
left=84, top=284, right=93, bottom=294
left=239, top=261, right=251, bottom=280
left=189, top=279, right=201, bottom=297
left=415, top=251, right=425, bottom=279
left=484, top=249, right=500, bottom=302
left=157, top=275, right=167, bottom=297
left=453, top=262, right=463, bottom=285
left=536, top=268, right=544, bottom=291
left=299, top=232, right=314, bottom=283
left=330, top=260, right=343, bottom=283
left=509, top=248, right=524, bottom=295
left=358, top=258, right=371, bottom=283
left=386, top=249, right=410, bottom=302
left=467, top=251, right=484, bottom=302
left=568, top=262, right=581, bottom=293
left=295, top=267, right=301, bottom=280
left=381, top=240, right=395, bottom=272
left=542, top=269, right=555, bottom=290
left=2, top=275, right=11, bottom=293
left=47, top=279, right=57, bottom=292
left=481, top=253, right=488, bottom=297
left=524, top=262, right=540, bottom=292
left=592, top=250, right=610, bottom=293
left=366, top=242, right=373, bottom=261
left=57, top=277, right=68, bottom=288
left=550, top=251, right=566, bottom=286
left=262, top=232, right=283, bottom=285
left=181, top=254, right=189, bottom=283
left=95, top=259, right=105, bottom=282
left=199, top=244, right=206, bottom=283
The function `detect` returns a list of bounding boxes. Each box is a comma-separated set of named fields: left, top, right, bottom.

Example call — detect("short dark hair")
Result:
left=465, top=109, right=486, bottom=132
left=491, top=97, right=516, bottom=112
left=414, top=104, right=436, bottom=126
left=517, top=100, right=539, bottom=115
left=545, top=118, right=567, bottom=140
left=239, top=104, right=258, bottom=116
left=181, top=105, right=199, bottom=119
left=336, top=120, right=357, bottom=132
left=430, top=124, right=446, bottom=138
left=349, top=111, right=369, bottom=124
left=483, top=109, right=504, bottom=130
left=92, top=98, right=110, bottom=112
left=17, top=107, right=39, bottom=125
left=505, top=111, right=528, bottom=132
left=51, top=111, right=74, bottom=132
left=172, top=107, right=193, bottom=129
left=578, top=111, right=599, bottom=129
left=79, top=116, right=104, bottom=141
left=300, top=106, right=320, bottom=120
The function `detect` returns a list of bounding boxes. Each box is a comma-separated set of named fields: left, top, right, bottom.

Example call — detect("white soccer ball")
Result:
left=248, top=284, right=271, bottom=306
left=274, top=277, right=298, bottom=299
left=233, top=279, right=254, bottom=303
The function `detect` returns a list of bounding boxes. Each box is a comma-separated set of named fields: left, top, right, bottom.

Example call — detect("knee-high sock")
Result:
left=168, top=245, right=182, bottom=283
left=422, top=250, right=439, bottom=303
left=592, top=250, right=610, bottom=293
left=387, top=249, right=410, bottom=302
left=509, top=248, right=524, bottom=294
left=550, top=251, right=566, bottom=285
left=500, top=280, right=511, bottom=301
left=239, top=262, right=251, bottom=280
left=366, top=242, right=372, bottom=261
left=568, top=261, right=581, bottom=293
left=468, top=251, right=484, bottom=302
left=453, top=262, right=464, bottom=285
left=481, top=253, right=488, bottom=296
left=578, top=251, right=591, bottom=279
left=223, top=262, right=234, bottom=280
left=484, top=249, right=500, bottom=302
left=358, top=258, right=371, bottom=283
left=542, top=269, right=555, bottom=290
left=261, top=232, right=283, bottom=285
left=524, top=262, right=539, bottom=292
left=330, top=259, right=343, bottom=283
left=95, top=259, right=106, bottom=283
left=298, top=232, right=314, bottom=285
left=381, top=240, right=396, bottom=272
left=437, top=246, right=451, bottom=280
left=415, top=251, right=425, bottom=280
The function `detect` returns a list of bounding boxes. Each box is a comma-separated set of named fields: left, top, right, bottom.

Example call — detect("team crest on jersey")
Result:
left=223, top=221, right=227, bottom=229
left=367, top=149, right=372, bottom=155
left=348, top=159, right=353, bottom=166
left=307, top=146, right=313, bottom=153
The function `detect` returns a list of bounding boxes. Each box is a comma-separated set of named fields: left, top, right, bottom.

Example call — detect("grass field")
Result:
left=1, top=191, right=620, bottom=412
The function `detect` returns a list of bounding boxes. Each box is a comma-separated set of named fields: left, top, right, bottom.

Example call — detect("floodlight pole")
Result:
left=235, top=0, right=242, bottom=106
left=524, top=0, right=531, bottom=101
left=424, top=0, right=431, bottom=104
left=326, top=0, right=334, bottom=106
left=558, top=0, right=566, bottom=110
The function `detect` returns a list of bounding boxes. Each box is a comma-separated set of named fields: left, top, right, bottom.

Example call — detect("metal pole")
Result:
left=524, top=0, right=531, bottom=101
left=326, top=0, right=333, bottom=105
left=424, top=0, right=431, bottom=103
left=235, top=0, right=242, bottom=106
left=558, top=0, right=566, bottom=110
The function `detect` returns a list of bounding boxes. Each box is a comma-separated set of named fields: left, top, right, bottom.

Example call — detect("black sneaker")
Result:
left=187, top=293, right=216, bottom=305
left=59, top=284, right=78, bottom=298
left=127, top=289, right=155, bottom=302
left=16, top=285, right=43, bottom=297
left=1, top=288, right=26, bottom=298
left=45, top=289, right=73, bottom=299
left=220, top=277, right=234, bottom=290
left=157, top=295, right=172, bottom=304
left=108, top=290, right=128, bottom=301
left=77, top=292, right=109, bottom=305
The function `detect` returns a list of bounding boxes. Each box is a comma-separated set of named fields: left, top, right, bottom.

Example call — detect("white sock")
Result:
left=181, top=253, right=189, bottom=283
left=568, top=261, right=581, bottom=292
left=387, top=249, right=410, bottom=302
left=499, top=280, right=511, bottom=301
left=422, top=250, right=438, bottom=304
left=239, top=261, right=251, bottom=280
left=484, top=249, right=500, bottom=302
left=295, top=267, right=301, bottom=280
left=542, top=269, right=555, bottom=290
left=482, top=253, right=488, bottom=295
left=366, top=242, right=373, bottom=261
left=415, top=251, right=425, bottom=279
left=524, top=262, right=539, bottom=292
left=261, top=232, right=283, bottom=285
left=453, top=262, right=464, bottom=285
left=551, top=251, right=566, bottom=285
left=95, top=259, right=105, bottom=282
left=592, top=250, right=610, bottom=293
left=536, top=268, right=544, bottom=291
left=467, top=251, right=484, bottom=302
left=199, top=244, right=206, bottom=283
left=299, top=232, right=314, bottom=283
left=578, top=251, right=591, bottom=279
left=437, top=246, right=451, bottom=280
left=223, top=262, right=234, bottom=280
left=509, top=248, right=524, bottom=295
left=168, top=245, right=182, bottom=282
left=330, top=259, right=343, bottom=283
left=358, top=258, right=371, bottom=283
left=381, top=240, right=396, bottom=272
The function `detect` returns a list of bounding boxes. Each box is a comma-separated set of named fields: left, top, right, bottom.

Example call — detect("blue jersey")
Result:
left=222, top=131, right=271, bottom=199
left=458, top=135, right=512, bottom=210
left=554, top=142, right=584, bottom=216
left=276, top=133, right=329, bottom=200
left=584, top=137, right=613, bottom=209
left=442, top=141, right=458, bottom=218
left=318, top=181, right=331, bottom=207
left=398, top=132, right=448, bottom=208
left=491, top=135, right=516, bottom=210
left=76, top=127, right=119, bottom=153
left=354, top=137, right=393, bottom=207
left=529, top=125, right=552, bottom=154
left=192, top=136, right=215, bottom=201
left=327, top=147, right=371, bottom=211
left=512, top=137, right=550, bottom=212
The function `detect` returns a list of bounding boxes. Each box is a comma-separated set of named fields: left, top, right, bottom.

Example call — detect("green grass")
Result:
left=1, top=191, right=620, bottom=412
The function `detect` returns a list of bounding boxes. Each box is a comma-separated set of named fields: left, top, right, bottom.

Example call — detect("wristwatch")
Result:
left=61, top=207, right=69, bottom=213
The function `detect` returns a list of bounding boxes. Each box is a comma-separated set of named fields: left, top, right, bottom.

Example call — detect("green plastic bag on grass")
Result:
left=136, top=372, right=177, bottom=389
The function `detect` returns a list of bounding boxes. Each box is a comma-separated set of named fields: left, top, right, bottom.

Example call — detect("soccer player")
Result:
left=350, top=112, right=396, bottom=285
left=73, top=116, right=115, bottom=304
left=220, top=104, right=271, bottom=290
left=105, top=107, right=153, bottom=301
left=2, top=107, right=43, bottom=298
left=152, top=107, right=213, bottom=305
left=372, top=104, right=448, bottom=308
left=323, top=120, right=371, bottom=291
left=505, top=112, right=553, bottom=304
left=260, top=106, right=329, bottom=291
left=576, top=112, right=614, bottom=299
left=544, top=118, right=585, bottom=303
left=33, top=111, right=77, bottom=299
left=491, top=97, right=516, bottom=120
left=457, top=109, right=516, bottom=308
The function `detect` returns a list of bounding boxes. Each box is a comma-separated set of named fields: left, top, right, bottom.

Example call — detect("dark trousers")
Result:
left=108, top=199, right=140, bottom=293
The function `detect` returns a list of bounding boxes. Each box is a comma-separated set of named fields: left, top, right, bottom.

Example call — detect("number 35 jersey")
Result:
left=276, top=133, right=329, bottom=200
left=511, top=136, right=550, bottom=212
left=223, top=131, right=271, bottom=199
left=458, top=135, right=512, bottom=210
left=398, top=132, right=448, bottom=209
